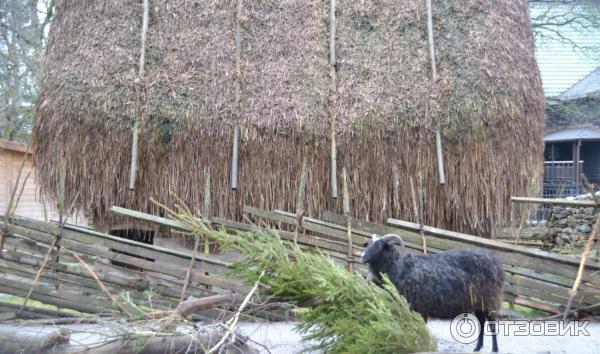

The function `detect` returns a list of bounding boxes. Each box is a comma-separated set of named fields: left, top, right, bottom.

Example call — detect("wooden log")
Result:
left=72, top=330, right=256, bottom=354
left=514, top=296, right=562, bottom=315
left=0, top=301, right=77, bottom=320
left=0, top=283, right=108, bottom=314
left=511, top=197, right=598, bottom=207
left=109, top=206, right=192, bottom=231
left=0, top=328, right=70, bottom=354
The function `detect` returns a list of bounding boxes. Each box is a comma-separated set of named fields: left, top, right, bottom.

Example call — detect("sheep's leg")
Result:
left=487, top=314, right=499, bottom=353
left=473, top=312, right=486, bottom=352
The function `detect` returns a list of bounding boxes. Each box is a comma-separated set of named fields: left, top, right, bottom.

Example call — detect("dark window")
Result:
left=544, top=142, right=573, bottom=161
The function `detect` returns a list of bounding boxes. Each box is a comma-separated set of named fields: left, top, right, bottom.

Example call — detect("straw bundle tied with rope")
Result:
left=33, top=0, right=545, bottom=234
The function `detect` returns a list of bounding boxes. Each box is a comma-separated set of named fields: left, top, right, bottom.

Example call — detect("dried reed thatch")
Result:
left=34, top=0, right=545, bottom=234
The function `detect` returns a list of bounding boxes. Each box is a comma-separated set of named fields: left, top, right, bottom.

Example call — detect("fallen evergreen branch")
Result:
left=160, top=203, right=436, bottom=353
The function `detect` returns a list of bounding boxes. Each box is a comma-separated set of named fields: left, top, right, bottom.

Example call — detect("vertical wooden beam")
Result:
left=138, top=0, right=150, bottom=78
left=231, top=126, right=240, bottom=191
left=342, top=168, right=352, bottom=271
left=129, top=123, right=140, bottom=190
left=551, top=142, right=555, bottom=188
left=392, top=167, right=400, bottom=215
left=129, top=0, right=150, bottom=190
left=231, top=0, right=243, bottom=191
left=426, top=0, right=437, bottom=80
left=55, top=159, right=66, bottom=263
left=203, top=168, right=211, bottom=255
left=295, top=156, right=308, bottom=243
left=435, top=130, right=446, bottom=185
left=418, top=173, right=427, bottom=253
left=573, top=140, right=581, bottom=194
left=329, top=0, right=338, bottom=199
left=426, top=0, right=446, bottom=185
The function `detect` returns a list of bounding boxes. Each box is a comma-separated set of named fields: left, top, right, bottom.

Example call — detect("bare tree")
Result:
left=0, top=0, right=54, bottom=142
left=530, top=0, right=600, bottom=57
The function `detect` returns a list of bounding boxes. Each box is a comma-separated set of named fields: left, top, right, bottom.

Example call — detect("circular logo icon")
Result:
left=450, top=313, right=481, bottom=344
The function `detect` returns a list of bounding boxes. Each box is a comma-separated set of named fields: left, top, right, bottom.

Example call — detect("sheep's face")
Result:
left=361, top=234, right=404, bottom=266
left=361, top=239, right=391, bottom=266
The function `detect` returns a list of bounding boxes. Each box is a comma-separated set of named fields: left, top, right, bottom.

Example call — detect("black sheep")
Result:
left=362, top=234, right=504, bottom=353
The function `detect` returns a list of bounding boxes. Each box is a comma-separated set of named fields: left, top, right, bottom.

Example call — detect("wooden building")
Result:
left=0, top=139, right=64, bottom=222
left=544, top=127, right=600, bottom=198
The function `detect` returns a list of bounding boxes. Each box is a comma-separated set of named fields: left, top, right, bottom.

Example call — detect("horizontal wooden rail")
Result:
left=386, top=217, right=600, bottom=271
left=511, top=197, right=598, bottom=207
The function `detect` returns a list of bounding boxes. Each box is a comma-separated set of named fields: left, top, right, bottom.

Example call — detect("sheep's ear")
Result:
left=371, top=234, right=380, bottom=241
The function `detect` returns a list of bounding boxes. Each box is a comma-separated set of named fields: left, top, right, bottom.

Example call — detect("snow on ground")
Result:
left=238, top=320, right=600, bottom=354
left=1, top=319, right=598, bottom=353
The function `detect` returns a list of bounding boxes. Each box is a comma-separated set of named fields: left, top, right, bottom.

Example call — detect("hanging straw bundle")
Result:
left=33, top=0, right=545, bottom=234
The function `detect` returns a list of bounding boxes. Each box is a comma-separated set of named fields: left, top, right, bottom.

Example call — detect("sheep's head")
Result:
left=361, top=234, right=405, bottom=266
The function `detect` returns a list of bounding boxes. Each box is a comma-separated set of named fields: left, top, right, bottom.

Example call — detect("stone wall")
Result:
left=546, top=193, right=599, bottom=252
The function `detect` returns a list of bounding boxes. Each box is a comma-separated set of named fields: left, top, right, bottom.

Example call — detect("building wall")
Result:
left=581, top=141, right=600, bottom=184
left=1, top=147, right=49, bottom=220
left=0, top=141, right=85, bottom=224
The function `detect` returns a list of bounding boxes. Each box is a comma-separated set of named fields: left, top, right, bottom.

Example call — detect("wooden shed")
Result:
left=0, top=139, right=63, bottom=222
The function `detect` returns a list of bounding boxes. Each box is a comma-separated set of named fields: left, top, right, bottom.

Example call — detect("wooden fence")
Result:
left=1, top=204, right=600, bottom=319
left=238, top=207, right=600, bottom=316
left=0, top=214, right=255, bottom=319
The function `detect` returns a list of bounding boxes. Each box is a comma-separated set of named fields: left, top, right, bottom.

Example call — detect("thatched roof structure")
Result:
left=34, top=0, right=545, bottom=234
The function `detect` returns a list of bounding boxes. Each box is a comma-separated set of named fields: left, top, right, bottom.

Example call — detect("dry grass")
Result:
left=33, top=0, right=545, bottom=234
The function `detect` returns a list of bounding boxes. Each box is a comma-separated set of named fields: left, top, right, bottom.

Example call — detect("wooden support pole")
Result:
left=331, top=129, right=338, bottom=199
left=418, top=173, right=427, bottom=253
left=138, top=0, right=149, bottom=78
left=204, top=168, right=211, bottom=255
left=231, top=0, right=243, bottom=191
left=231, top=125, right=240, bottom=191
left=426, top=0, right=446, bottom=185
left=329, top=0, right=338, bottom=199
left=342, top=168, right=352, bottom=271
left=575, top=140, right=581, bottom=194
left=128, top=122, right=140, bottom=190
left=295, top=156, right=308, bottom=243
left=426, top=0, right=437, bottom=80
left=54, top=159, right=66, bottom=263
left=129, top=0, right=149, bottom=190
left=435, top=130, right=446, bottom=185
